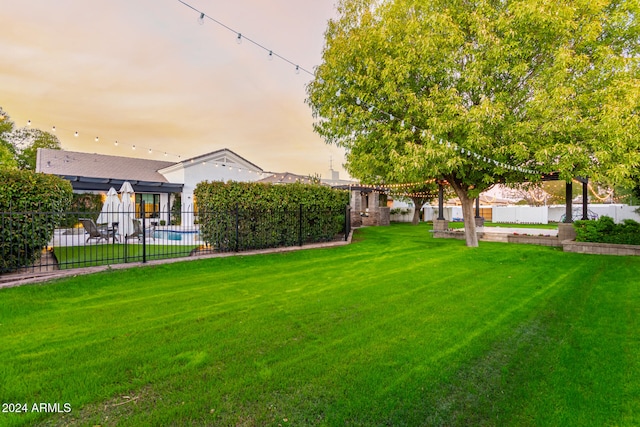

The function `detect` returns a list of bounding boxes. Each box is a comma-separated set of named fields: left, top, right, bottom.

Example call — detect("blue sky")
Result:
left=0, top=0, right=348, bottom=178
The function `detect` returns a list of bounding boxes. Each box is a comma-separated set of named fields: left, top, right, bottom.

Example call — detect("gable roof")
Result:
left=257, top=172, right=315, bottom=184
left=36, top=148, right=175, bottom=182
left=159, top=148, right=263, bottom=174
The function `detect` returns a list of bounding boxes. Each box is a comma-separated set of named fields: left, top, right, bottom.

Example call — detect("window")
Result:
left=135, top=194, right=160, bottom=218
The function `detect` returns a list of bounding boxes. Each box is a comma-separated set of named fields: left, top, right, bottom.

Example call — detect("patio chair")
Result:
left=125, top=219, right=155, bottom=241
left=79, top=218, right=118, bottom=243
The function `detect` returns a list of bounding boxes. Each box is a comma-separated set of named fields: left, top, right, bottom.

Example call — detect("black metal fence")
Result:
left=0, top=203, right=351, bottom=275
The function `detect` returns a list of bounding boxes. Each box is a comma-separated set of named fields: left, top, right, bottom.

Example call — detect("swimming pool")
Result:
left=153, top=229, right=200, bottom=242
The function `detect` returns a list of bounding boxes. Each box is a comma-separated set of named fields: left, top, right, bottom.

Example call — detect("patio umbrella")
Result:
left=118, top=181, right=136, bottom=238
left=96, top=187, right=121, bottom=226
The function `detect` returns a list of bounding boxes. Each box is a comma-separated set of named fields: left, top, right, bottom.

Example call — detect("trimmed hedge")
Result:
left=574, top=216, right=640, bottom=246
left=194, top=181, right=349, bottom=251
left=0, top=169, right=73, bottom=272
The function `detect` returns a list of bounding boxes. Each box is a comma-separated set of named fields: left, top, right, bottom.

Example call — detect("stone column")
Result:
left=350, top=190, right=363, bottom=227
left=558, top=223, right=576, bottom=241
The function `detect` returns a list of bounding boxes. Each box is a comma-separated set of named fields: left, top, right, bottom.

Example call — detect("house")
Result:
left=36, top=148, right=266, bottom=225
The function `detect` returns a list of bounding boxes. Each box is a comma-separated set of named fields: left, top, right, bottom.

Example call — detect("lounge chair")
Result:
left=79, top=218, right=118, bottom=243
left=125, top=219, right=155, bottom=241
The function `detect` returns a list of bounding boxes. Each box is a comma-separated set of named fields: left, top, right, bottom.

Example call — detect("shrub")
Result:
left=194, top=181, right=349, bottom=250
left=574, top=216, right=640, bottom=245
left=0, top=169, right=73, bottom=272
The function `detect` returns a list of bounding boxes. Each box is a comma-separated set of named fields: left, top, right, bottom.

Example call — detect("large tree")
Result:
left=307, top=0, right=640, bottom=246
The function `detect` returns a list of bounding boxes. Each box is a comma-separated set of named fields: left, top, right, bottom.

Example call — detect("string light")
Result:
left=178, top=1, right=314, bottom=76
left=52, top=126, right=56, bottom=132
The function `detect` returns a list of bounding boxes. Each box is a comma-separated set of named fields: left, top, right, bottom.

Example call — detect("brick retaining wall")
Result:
left=562, top=241, right=640, bottom=256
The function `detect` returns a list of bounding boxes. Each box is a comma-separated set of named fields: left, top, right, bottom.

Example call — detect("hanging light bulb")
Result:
left=295, top=65, right=300, bottom=74
left=356, top=97, right=361, bottom=105
left=95, top=136, right=99, bottom=142
left=335, top=88, right=341, bottom=97
left=114, top=140, right=119, bottom=146
left=164, top=152, right=168, bottom=157
left=132, top=145, right=136, bottom=150
left=198, top=12, right=205, bottom=25
left=148, top=148, right=152, bottom=154
left=74, top=131, right=79, bottom=137
left=268, top=50, right=273, bottom=61
left=52, top=126, right=56, bottom=132
left=236, top=33, right=242, bottom=44
left=368, top=105, right=374, bottom=113
left=27, top=120, right=31, bottom=126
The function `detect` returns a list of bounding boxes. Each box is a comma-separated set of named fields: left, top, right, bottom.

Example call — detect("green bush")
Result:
left=574, top=216, right=640, bottom=245
left=194, top=182, right=349, bottom=251
left=0, top=169, right=73, bottom=272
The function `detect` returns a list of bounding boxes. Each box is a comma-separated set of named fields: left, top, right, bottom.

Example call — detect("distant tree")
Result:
left=308, top=0, right=640, bottom=247
left=0, top=109, right=17, bottom=169
left=10, top=128, right=61, bottom=170
left=0, top=108, right=62, bottom=170
left=390, top=181, right=439, bottom=225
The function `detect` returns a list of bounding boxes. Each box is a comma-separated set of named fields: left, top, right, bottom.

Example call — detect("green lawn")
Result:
left=53, top=243, right=200, bottom=269
left=1, top=223, right=639, bottom=426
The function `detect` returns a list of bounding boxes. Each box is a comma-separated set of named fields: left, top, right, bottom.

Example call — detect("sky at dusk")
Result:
left=0, top=0, right=350, bottom=178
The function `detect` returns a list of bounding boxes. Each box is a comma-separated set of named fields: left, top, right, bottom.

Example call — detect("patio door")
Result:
left=135, top=193, right=160, bottom=219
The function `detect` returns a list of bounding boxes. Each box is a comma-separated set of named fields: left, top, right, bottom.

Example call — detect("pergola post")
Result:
left=558, top=180, right=577, bottom=241
left=433, top=183, right=448, bottom=232
left=564, top=181, right=573, bottom=223
left=474, top=196, right=484, bottom=227
left=437, top=184, right=445, bottom=220
left=582, top=178, right=588, bottom=220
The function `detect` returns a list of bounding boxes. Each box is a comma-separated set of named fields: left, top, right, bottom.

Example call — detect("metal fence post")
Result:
left=299, top=204, right=303, bottom=246
left=142, top=201, right=147, bottom=263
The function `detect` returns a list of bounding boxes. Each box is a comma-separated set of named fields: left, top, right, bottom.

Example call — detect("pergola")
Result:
left=435, top=172, right=591, bottom=223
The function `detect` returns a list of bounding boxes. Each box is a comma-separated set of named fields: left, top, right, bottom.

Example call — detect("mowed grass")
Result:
left=53, top=244, right=200, bottom=269
left=1, top=223, right=639, bottom=426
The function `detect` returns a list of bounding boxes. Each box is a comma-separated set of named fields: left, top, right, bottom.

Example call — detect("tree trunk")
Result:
left=460, top=195, right=478, bottom=247
left=448, top=182, right=479, bottom=247
left=410, top=197, right=427, bottom=225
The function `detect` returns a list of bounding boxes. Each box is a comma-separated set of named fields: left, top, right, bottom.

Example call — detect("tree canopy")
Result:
left=0, top=108, right=61, bottom=171
left=307, top=0, right=640, bottom=246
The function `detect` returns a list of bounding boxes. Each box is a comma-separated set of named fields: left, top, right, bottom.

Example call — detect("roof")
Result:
left=36, top=148, right=175, bottom=182
left=176, top=149, right=263, bottom=172
left=257, top=172, right=315, bottom=184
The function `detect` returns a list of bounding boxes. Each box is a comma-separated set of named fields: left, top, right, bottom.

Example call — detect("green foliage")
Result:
left=574, top=216, right=640, bottom=245
left=0, top=169, right=73, bottom=272
left=12, top=128, right=61, bottom=170
left=194, top=182, right=349, bottom=250
left=170, top=193, right=182, bottom=225
left=0, top=108, right=62, bottom=170
left=0, top=109, right=17, bottom=170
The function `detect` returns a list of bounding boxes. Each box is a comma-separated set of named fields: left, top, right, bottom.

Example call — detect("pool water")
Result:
left=153, top=230, right=199, bottom=241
